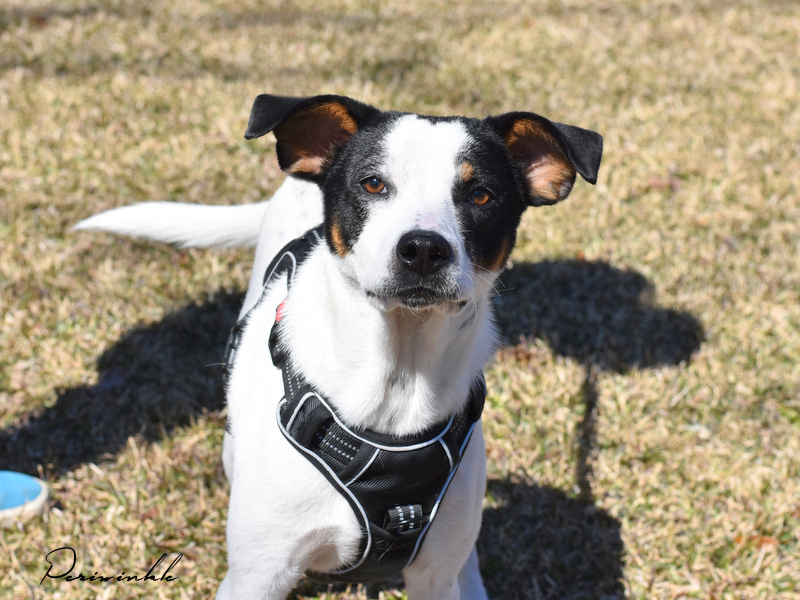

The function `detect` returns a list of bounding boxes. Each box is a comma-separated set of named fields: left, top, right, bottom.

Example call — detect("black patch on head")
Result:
left=451, top=118, right=529, bottom=272
left=320, top=112, right=404, bottom=256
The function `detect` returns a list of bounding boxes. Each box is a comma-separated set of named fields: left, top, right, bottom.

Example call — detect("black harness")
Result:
left=222, top=226, right=486, bottom=583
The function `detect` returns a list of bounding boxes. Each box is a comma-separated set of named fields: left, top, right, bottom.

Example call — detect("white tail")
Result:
left=73, top=201, right=269, bottom=248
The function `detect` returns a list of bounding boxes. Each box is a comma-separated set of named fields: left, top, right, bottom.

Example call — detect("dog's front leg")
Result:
left=457, top=547, right=490, bottom=600
left=214, top=567, right=301, bottom=600
left=403, top=426, right=489, bottom=600
left=215, top=516, right=305, bottom=600
left=217, top=432, right=359, bottom=600
left=216, top=503, right=303, bottom=600
left=215, top=465, right=308, bottom=600
left=403, top=544, right=488, bottom=600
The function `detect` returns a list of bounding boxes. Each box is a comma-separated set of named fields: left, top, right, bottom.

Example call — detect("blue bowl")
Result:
left=0, top=470, right=48, bottom=527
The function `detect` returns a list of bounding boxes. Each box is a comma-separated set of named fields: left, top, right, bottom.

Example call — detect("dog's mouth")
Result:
left=366, top=285, right=467, bottom=312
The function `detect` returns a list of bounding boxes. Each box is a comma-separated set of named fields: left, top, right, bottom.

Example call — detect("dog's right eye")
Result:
left=470, top=188, right=492, bottom=206
left=361, top=177, right=387, bottom=195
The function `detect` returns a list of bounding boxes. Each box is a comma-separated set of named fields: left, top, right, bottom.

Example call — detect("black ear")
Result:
left=486, top=112, right=603, bottom=206
left=245, top=94, right=380, bottom=179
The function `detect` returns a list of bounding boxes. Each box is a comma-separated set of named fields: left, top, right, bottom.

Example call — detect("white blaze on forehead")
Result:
left=382, top=115, right=471, bottom=192
left=379, top=115, right=472, bottom=233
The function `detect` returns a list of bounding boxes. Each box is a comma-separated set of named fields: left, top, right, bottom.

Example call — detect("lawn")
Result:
left=1, top=0, right=798, bottom=598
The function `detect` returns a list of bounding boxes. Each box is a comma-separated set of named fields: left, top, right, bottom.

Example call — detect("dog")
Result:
left=75, top=94, right=602, bottom=599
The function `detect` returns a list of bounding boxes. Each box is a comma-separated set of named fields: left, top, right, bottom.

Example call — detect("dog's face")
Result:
left=245, top=95, right=602, bottom=312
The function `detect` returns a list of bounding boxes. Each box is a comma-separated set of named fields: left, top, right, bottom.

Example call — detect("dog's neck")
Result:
left=279, top=247, right=497, bottom=436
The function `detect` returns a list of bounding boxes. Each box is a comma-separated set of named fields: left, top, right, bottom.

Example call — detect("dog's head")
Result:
left=245, top=94, right=602, bottom=313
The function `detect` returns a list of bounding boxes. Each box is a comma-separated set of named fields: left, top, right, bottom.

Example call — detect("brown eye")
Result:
left=470, top=188, right=492, bottom=205
left=361, top=177, right=386, bottom=195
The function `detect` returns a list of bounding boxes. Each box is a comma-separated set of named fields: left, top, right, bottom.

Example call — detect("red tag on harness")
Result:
left=275, top=299, right=287, bottom=323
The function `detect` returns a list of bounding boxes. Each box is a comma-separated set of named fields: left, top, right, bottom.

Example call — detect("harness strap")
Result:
left=221, top=226, right=324, bottom=387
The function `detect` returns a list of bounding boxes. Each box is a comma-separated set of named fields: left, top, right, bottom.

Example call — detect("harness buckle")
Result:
left=383, top=504, right=429, bottom=534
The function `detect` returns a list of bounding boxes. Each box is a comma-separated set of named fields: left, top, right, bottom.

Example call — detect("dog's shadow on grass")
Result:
left=495, top=258, right=704, bottom=499
left=475, top=259, right=704, bottom=599
left=479, top=478, right=625, bottom=600
left=0, top=291, right=242, bottom=477
left=496, top=259, right=704, bottom=372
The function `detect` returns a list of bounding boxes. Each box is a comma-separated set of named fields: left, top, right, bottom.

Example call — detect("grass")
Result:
left=1, top=0, right=798, bottom=598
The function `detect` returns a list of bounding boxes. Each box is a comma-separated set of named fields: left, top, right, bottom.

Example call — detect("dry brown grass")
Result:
left=1, top=0, right=798, bottom=599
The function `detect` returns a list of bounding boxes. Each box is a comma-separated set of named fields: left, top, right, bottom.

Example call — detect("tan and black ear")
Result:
left=487, top=112, right=603, bottom=206
left=245, top=94, right=379, bottom=180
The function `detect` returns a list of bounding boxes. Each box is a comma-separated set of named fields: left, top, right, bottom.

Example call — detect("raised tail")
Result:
left=73, top=201, right=270, bottom=248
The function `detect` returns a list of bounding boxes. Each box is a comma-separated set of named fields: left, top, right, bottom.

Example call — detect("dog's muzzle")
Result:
left=372, top=229, right=462, bottom=308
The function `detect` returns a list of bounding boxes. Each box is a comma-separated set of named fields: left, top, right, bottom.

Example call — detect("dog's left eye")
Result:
left=470, top=188, right=492, bottom=206
left=361, top=177, right=387, bottom=195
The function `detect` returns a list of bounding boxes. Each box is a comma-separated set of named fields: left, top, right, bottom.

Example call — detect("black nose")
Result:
left=396, top=231, right=453, bottom=276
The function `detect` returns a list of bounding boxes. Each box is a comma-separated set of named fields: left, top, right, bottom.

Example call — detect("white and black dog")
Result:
left=75, top=94, right=602, bottom=599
